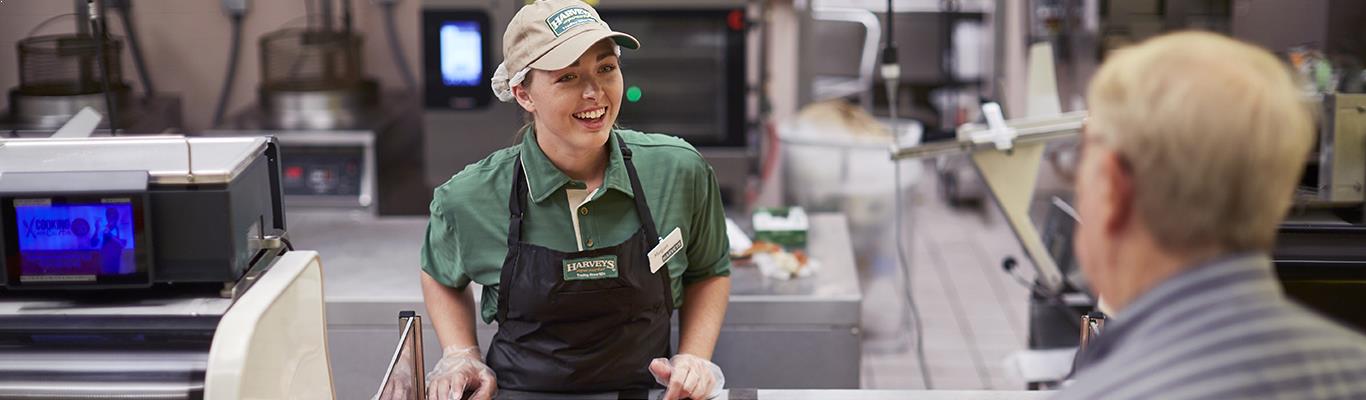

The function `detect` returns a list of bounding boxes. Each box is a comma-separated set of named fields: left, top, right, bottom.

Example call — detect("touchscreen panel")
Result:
left=422, top=10, right=492, bottom=109
left=440, top=21, right=483, bottom=87
left=3, top=196, right=150, bottom=287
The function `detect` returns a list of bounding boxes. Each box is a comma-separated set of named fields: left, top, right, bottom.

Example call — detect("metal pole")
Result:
left=74, top=0, right=91, bottom=35
left=889, top=110, right=1086, bottom=160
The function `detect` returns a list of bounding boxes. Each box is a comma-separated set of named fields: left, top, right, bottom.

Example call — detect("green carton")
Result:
left=752, top=207, right=809, bottom=250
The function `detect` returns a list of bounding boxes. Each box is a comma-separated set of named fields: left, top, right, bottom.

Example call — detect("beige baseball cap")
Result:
left=502, top=0, right=640, bottom=74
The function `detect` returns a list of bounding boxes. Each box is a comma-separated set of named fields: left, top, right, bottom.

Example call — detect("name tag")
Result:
left=563, top=255, right=619, bottom=281
left=648, top=227, right=684, bottom=274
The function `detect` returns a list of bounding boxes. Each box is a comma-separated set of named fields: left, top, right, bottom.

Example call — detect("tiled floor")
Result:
left=851, top=163, right=1036, bottom=390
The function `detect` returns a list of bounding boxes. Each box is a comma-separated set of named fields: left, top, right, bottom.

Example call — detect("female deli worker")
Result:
left=419, top=1, right=733, bottom=399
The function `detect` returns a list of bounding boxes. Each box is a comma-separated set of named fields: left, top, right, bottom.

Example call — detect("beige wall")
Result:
left=0, top=0, right=423, bottom=132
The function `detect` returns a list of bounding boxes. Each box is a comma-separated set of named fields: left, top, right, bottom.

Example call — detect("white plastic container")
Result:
left=780, top=114, right=923, bottom=256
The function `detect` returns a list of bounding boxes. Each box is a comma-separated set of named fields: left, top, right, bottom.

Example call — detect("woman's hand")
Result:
left=649, top=353, right=725, bottom=400
left=374, top=352, right=415, bottom=400
left=426, top=346, right=497, bottom=400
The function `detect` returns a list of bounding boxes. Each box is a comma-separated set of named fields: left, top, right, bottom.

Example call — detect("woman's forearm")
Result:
left=421, top=271, right=481, bottom=351
left=677, top=275, right=731, bottom=359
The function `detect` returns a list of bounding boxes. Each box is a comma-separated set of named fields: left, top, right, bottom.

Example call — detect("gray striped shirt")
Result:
left=1055, top=253, right=1366, bottom=400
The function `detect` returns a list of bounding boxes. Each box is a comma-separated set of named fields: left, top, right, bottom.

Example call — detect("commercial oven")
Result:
left=421, top=0, right=759, bottom=207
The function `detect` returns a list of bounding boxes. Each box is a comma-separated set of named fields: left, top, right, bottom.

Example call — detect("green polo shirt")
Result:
left=421, top=127, right=732, bottom=324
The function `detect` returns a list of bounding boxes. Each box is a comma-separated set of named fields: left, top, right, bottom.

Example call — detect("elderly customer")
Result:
left=1056, top=31, right=1366, bottom=399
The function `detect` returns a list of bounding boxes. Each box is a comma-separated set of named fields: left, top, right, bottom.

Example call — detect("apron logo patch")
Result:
left=563, top=255, right=619, bottom=281
left=544, top=7, right=598, bottom=37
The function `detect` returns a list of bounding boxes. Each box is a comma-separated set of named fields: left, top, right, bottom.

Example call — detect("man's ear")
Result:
left=1101, top=149, right=1135, bottom=235
left=513, top=84, right=535, bottom=113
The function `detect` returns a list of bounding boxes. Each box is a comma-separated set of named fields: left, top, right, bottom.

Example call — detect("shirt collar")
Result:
left=1072, top=252, right=1279, bottom=373
left=519, top=126, right=635, bottom=204
left=1114, top=252, right=1279, bottom=323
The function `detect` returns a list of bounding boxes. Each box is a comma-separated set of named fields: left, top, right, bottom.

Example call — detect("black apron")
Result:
left=485, top=136, right=674, bottom=392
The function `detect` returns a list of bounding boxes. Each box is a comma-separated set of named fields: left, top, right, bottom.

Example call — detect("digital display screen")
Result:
left=439, top=21, right=483, bottom=87
left=423, top=10, right=492, bottom=108
left=3, top=196, right=150, bottom=287
left=281, top=146, right=365, bottom=197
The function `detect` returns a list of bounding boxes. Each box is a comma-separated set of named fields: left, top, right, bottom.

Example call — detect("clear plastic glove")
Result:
left=373, top=353, right=415, bottom=400
left=426, top=346, right=497, bottom=400
left=648, top=353, right=725, bottom=400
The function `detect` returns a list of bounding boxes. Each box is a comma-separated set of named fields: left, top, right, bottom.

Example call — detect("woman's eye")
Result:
left=557, top=74, right=576, bottom=83
left=599, top=64, right=617, bottom=73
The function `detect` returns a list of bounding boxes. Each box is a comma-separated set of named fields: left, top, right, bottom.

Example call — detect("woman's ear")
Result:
left=513, top=84, right=535, bottom=113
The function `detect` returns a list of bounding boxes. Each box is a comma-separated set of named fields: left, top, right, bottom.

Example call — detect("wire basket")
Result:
left=259, top=28, right=365, bottom=92
left=16, top=34, right=125, bottom=96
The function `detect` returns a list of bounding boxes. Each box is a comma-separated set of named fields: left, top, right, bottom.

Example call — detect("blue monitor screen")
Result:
left=13, top=198, right=137, bottom=283
left=440, top=21, right=483, bottom=87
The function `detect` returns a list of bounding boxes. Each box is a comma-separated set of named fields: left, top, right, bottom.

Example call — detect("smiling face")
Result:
left=512, top=39, right=622, bottom=150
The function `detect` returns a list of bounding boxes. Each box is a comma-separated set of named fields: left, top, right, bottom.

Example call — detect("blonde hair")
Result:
left=1086, top=31, right=1314, bottom=254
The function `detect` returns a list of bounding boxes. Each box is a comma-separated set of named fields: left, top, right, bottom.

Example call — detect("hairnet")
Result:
left=492, top=62, right=531, bottom=103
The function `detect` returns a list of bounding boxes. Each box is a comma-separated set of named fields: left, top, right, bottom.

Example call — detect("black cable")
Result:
left=1002, top=257, right=1083, bottom=331
left=342, top=0, right=353, bottom=34
left=884, top=0, right=934, bottom=390
left=892, top=168, right=933, bottom=389
left=319, top=0, right=334, bottom=32
left=212, top=13, right=244, bottom=128
left=305, top=0, right=315, bottom=29
left=24, top=13, right=78, bottom=38
left=882, top=0, right=898, bottom=84
left=887, top=0, right=894, bottom=42
left=381, top=1, right=418, bottom=92
left=114, top=1, right=155, bottom=101
left=936, top=0, right=953, bottom=92
left=89, top=0, right=118, bottom=135
left=280, top=236, right=296, bottom=251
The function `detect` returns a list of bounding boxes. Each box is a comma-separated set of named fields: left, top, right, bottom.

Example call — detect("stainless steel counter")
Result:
left=752, top=391, right=1051, bottom=400
left=291, top=210, right=862, bottom=397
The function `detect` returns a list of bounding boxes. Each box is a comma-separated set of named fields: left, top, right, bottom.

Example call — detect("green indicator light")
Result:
left=626, top=86, right=643, bottom=102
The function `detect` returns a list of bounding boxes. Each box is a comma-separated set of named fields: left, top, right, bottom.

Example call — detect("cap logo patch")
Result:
left=545, top=7, right=597, bottom=37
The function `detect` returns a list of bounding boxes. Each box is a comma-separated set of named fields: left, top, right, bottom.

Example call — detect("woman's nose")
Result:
left=582, top=79, right=601, bottom=100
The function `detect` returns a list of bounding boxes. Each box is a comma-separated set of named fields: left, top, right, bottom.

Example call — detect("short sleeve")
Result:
left=420, top=194, right=472, bottom=289
left=681, top=162, right=732, bottom=285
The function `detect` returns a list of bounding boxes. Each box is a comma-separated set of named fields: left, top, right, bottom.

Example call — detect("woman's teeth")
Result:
left=574, top=108, right=606, bottom=120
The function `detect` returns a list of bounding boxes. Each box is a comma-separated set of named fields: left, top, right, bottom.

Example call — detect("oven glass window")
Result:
left=601, top=10, right=746, bottom=147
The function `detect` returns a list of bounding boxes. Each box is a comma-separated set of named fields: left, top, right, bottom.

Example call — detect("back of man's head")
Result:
left=1086, top=31, right=1314, bottom=255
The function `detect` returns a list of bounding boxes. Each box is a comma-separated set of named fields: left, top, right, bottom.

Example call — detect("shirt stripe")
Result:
left=1056, top=253, right=1366, bottom=400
